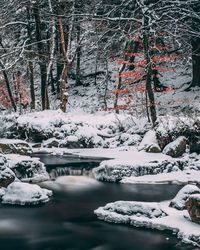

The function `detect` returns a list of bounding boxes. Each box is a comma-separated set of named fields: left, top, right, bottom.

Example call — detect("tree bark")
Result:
left=58, top=18, right=69, bottom=112
left=143, top=14, right=157, bottom=126
left=114, top=42, right=129, bottom=113
left=75, top=20, right=82, bottom=86
left=26, top=6, right=35, bottom=110
left=33, top=1, right=49, bottom=110
left=191, top=37, right=200, bottom=88
left=0, top=62, right=17, bottom=112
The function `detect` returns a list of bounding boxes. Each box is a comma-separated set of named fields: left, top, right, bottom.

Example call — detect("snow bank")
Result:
left=121, top=170, right=200, bottom=185
left=95, top=185, right=200, bottom=246
left=3, top=110, right=149, bottom=147
left=1, top=182, right=52, bottom=205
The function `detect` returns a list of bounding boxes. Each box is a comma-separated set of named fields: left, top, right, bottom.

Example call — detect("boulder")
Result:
left=145, top=144, right=161, bottom=153
left=163, top=136, right=188, bottom=158
left=0, top=139, right=32, bottom=155
left=138, top=130, right=161, bottom=153
left=60, top=136, right=83, bottom=148
left=1, top=182, right=52, bottom=205
left=186, top=194, right=200, bottom=224
left=170, top=184, right=200, bottom=210
left=6, top=154, right=49, bottom=183
left=190, top=138, right=200, bottom=154
left=43, top=138, right=60, bottom=148
left=0, top=155, right=15, bottom=187
left=155, top=117, right=200, bottom=154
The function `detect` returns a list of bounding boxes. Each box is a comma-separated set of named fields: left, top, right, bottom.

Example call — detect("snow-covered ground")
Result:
left=94, top=185, right=200, bottom=246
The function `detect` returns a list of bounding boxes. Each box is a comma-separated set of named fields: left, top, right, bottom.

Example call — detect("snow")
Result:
left=189, top=194, right=200, bottom=201
left=1, top=182, right=52, bottom=205
left=0, top=154, right=16, bottom=186
left=0, top=139, right=32, bottom=154
left=94, top=185, right=200, bottom=246
left=2, top=110, right=149, bottom=148
left=155, top=116, right=197, bottom=138
left=101, top=201, right=166, bottom=219
left=138, top=130, right=160, bottom=151
left=6, top=154, right=49, bottom=183
left=121, top=170, right=200, bottom=185
left=169, top=184, right=200, bottom=210
left=92, top=152, right=183, bottom=182
left=0, top=139, right=30, bottom=144
left=163, top=136, right=187, bottom=156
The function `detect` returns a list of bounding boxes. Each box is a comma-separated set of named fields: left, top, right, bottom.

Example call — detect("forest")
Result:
left=0, top=1, right=200, bottom=250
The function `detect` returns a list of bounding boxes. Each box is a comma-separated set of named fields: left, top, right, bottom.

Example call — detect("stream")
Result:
left=0, top=154, right=198, bottom=250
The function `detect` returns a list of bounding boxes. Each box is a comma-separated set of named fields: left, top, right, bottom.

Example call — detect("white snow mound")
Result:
left=1, top=182, right=52, bottom=205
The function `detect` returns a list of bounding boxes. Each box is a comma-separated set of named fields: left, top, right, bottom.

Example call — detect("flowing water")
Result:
left=0, top=154, right=198, bottom=250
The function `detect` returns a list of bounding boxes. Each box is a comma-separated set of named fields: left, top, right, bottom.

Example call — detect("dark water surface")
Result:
left=0, top=155, right=198, bottom=250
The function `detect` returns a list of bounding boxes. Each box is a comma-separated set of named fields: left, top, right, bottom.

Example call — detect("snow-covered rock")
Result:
left=59, top=136, right=81, bottom=148
left=0, top=154, right=15, bottom=187
left=138, top=130, right=161, bottom=153
left=163, top=136, right=188, bottom=157
left=0, top=139, right=32, bottom=155
left=6, top=154, right=49, bottom=183
left=155, top=116, right=200, bottom=154
left=95, top=201, right=166, bottom=221
left=95, top=186, right=200, bottom=246
left=43, top=138, right=60, bottom=148
left=186, top=194, right=200, bottom=224
left=93, top=153, right=185, bottom=182
left=169, top=185, right=200, bottom=210
left=1, top=182, right=52, bottom=205
left=121, top=170, right=200, bottom=185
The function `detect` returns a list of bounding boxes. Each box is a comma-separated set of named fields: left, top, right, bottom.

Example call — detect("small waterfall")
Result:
left=49, top=167, right=93, bottom=179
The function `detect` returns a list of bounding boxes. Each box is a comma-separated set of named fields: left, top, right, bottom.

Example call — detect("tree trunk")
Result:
left=129, top=40, right=140, bottom=71
left=114, top=42, right=129, bottom=113
left=58, top=18, right=69, bottom=112
left=46, top=0, right=56, bottom=96
left=0, top=62, right=17, bottom=112
left=75, top=21, right=81, bottom=86
left=143, top=15, right=157, bottom=126
left=191, top=37, right=200, bottom=88
left=33, top=1, right=49, bottom=110
left=26, top=6, right=35, bottom=110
